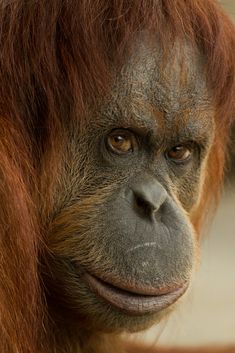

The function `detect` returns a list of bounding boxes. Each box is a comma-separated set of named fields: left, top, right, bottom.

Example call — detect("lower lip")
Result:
left=83, top=272, right=188, bottom=315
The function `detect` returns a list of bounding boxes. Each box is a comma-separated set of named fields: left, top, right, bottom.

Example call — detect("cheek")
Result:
left=170, top=168, right=203, bottom=211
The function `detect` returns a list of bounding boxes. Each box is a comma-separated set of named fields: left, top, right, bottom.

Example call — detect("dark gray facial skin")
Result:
left=44, top=35, right=215, bottom=334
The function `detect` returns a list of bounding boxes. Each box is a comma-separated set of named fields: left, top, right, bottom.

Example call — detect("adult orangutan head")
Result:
left=0, top=1, right=234, bottom=353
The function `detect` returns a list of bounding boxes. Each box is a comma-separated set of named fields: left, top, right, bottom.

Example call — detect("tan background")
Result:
left=131, top=1, right=235, bottom=347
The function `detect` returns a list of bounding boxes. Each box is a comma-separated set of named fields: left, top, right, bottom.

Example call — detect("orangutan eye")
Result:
left=106, top=129, right=138, bottom=155
left=166, top=144, right=192, bottom=163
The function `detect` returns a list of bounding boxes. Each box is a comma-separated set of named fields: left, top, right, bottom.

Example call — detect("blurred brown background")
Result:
left=131, top=0, right=235, bottom=347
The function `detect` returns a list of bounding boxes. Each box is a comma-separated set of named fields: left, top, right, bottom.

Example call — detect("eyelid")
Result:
left=105, top=128, right=139, bottom=155
left=164, top=141, right=197, bottom=165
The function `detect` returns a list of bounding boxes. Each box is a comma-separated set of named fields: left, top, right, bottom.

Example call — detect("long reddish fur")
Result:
left=0, top=1, right=234, bottom=353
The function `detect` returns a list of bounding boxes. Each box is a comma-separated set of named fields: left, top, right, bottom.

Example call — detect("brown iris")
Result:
left=166, top=144, right=192, bottom=162
left=107, top=129, right=138, bottom=154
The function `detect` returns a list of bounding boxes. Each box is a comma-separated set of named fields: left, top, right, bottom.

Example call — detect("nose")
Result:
left=126, top=177, right=168, bottom=220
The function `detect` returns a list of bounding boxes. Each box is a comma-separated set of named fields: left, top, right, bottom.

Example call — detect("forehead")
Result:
left=107, top=35, right=214, bottom=133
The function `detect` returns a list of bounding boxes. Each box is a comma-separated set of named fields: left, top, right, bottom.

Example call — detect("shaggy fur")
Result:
left=0, top=1, right=234, bottom=353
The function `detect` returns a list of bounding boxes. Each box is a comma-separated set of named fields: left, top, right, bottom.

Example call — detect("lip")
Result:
left=83, top=272, right=188, bottom=315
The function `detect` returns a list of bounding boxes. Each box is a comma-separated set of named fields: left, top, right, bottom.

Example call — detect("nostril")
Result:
left=126, top=178, right=168, bottom=221
left=134, top=193, right=154, bottom=218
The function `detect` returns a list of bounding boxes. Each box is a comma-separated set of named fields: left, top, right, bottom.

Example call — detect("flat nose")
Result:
left=126, top=178, right=168, bottom=219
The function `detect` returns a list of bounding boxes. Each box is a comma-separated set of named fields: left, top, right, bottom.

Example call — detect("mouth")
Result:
left=83, top=272, right=188, bottom=315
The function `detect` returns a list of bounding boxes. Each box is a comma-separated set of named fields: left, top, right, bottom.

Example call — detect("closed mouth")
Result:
left=83, top=272, right=188, bottom=315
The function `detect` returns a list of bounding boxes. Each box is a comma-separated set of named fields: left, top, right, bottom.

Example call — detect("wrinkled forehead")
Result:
left=109, top=34, right=214, bottom=129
